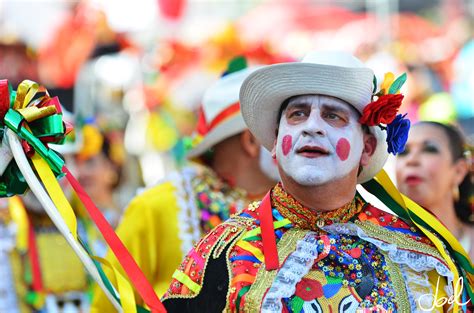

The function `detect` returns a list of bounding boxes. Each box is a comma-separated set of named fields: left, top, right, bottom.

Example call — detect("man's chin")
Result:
left=284, top=170, right=331, bottom=187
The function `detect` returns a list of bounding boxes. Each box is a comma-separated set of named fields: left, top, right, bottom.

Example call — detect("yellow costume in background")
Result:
left=1, top=197, right=89, bottom=313
left=91, top=163, right=251, bottom=311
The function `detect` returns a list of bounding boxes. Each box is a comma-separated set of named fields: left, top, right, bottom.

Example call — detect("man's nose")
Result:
left=302, top=113, right=326, bottom=137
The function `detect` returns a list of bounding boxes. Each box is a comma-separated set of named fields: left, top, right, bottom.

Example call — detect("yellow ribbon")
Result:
left=236, top=240, right=265, bottom=263
left=30, top=153, right=142, bottom=312
left=172, top=270, right=202, bottom=294
left=13, top=80, right=39, bottom=110
left=374, top=170, right=464, bottom=311
left=31, top=153, right=77, bottom=238
left=242, top=219, right=291, bottom=240
left=93, top=256, right=137, bottom=313
left=17, top=106, right=57, bottom=123
left=8, top=196, right=29, bottom=252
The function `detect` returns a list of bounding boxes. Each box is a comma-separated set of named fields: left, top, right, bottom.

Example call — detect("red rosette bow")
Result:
left=359, top=93, right=404, bottom=126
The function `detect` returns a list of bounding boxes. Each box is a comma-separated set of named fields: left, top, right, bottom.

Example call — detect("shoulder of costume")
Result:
left=354, top=203, right=450, bottom=263
left=125, top=165, right=200, bottom=209
left=163, top=203, right=260, bottom=300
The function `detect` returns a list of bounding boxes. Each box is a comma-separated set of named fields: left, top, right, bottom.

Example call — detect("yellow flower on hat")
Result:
left=77, top=125, right=103, bottom=161
left=379, top=72, right=395, bottom=96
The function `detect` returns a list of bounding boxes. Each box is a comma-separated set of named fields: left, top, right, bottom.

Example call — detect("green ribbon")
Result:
left=80, top=237, right=151, bottom=313
left=235, top=285, right=251, bottom=313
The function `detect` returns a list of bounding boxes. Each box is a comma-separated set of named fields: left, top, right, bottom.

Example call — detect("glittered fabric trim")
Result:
left=272, top=183, right=364, bottom=231
left=384, top=254, right=411, bottom=312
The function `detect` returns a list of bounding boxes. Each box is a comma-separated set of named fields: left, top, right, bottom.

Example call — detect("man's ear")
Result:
left=271, top=139, right=277, bottom=159
left=240, top=130, right=260, bottom=158
left=360, top=132, right=377, bottom=167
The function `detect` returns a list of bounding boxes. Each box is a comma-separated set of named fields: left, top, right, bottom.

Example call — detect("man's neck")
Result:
left=213, top=163, right=276, bottom=198
left=281, top=173, right=358, bottom=212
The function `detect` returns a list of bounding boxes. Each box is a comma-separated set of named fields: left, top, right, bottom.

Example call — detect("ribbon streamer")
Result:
left=7, top=129, right=123, bottom=312
left=2, top=78, right=167, bottom=312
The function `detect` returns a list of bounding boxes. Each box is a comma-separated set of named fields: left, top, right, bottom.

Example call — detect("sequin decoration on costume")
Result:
left=272, top=182, right=365, bottom=230
left=193, top=166, right=247, bottom=233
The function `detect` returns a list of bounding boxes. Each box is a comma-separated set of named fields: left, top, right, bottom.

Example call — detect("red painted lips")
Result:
left=296, top=145, right=330, bottom=158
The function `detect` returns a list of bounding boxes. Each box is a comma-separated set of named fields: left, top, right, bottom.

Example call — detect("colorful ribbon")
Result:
left=0, top=79, right=67, bottom=197
left=1, top=79, right=166, bottom=313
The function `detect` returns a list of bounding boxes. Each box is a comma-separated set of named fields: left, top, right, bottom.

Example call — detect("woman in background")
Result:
left=74, top=123, right=127, bottom=256
left=396, top=121, right=473, bottom=259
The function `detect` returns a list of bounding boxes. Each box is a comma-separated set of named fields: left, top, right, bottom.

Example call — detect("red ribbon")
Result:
left=63, top=166, right=166, bottom=313
left=259, top=192, right=279, bottom=270
left=28, top=219, right=44, bottom=292
left=0, top=79, right=10, bottom=120
left=196, top=102, right=240, bottom=136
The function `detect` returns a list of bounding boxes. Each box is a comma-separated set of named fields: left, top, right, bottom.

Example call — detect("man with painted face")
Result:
left=162, top=52, right=473, bottom=312
left=91, top=60, right=280, bottom=311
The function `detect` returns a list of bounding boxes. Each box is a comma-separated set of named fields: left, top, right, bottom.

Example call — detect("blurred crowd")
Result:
left=0, top=0, right=473, bottom=312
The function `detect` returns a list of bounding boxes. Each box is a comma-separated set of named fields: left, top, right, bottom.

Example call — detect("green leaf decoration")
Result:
left=388, top=73, right=407, bottom=95
left=226, top=56, right=247, bottom=74
left=372, top=75, right=377, bottom=94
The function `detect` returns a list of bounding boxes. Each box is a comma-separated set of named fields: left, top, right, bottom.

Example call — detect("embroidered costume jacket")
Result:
left=163, top=183, right=467, bottom=313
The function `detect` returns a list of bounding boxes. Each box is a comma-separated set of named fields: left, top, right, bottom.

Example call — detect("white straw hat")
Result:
left=187, top=66, right=260, bottom=158
left=239, top=51, right=388, bottom=183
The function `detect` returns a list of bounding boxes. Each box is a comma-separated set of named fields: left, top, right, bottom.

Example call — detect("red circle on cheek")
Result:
left=336, top=138, right=351, bottom=161
left=282, top=135, right=292, bottom=156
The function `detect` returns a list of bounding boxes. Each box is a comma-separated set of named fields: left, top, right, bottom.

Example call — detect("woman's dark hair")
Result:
left=418, top=121, right=473, bottom=225
left=101, top=133, right=123, bottom=189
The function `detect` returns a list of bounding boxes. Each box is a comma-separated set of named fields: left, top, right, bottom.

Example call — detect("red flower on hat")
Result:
left=359, top=94, right=404, bottom=126
left=295, top=278, right=323, bottom=301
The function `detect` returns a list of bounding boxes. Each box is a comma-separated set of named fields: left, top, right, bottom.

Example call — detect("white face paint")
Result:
left=259, top=146, right=280, bottom=182
left=274, top=95, right=365, bottom=186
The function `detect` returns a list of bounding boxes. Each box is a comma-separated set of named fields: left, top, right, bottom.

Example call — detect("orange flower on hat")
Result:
left=359, top=93, right=404, bottom=126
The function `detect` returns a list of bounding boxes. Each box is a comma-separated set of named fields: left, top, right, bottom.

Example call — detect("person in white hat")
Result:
left=162, top=51, right=473, bottom=312
left=91, top=60, right=280, bottom=312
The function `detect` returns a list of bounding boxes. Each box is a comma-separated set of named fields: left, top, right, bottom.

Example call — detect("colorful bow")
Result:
left=0, top=79, right=71, bottom=197
left=1, top=79, right=166, bottom=313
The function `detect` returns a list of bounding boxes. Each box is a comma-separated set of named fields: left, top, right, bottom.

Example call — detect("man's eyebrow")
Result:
left=321, top=103, right=350, bottom=113
left=322, top=103, right=360, bottom=116
left=286, top=100, right=311, bottom=109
